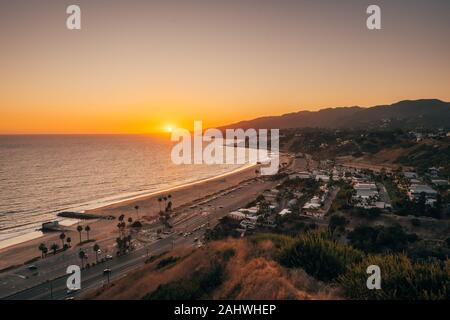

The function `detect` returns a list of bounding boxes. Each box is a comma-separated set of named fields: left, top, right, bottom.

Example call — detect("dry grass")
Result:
left=84, top=238, right=341, bottom=300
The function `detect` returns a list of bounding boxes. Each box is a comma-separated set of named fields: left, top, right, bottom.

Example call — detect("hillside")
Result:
left=84, top=238, right=339, bottom=300
left=222, top=99, right=450, bottom=130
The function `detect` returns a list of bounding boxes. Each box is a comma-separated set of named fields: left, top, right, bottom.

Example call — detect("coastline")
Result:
left=0, top=162, right=260, bottom=270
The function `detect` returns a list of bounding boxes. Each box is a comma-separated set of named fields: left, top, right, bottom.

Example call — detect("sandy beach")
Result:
left=0, top=163, right=265, bottom=271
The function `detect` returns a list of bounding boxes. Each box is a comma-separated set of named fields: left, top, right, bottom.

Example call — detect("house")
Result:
left=408, top=184, right=438, bottom=200
left=315, top=174, right=330, bottom=182
left=403, top=172, right=418, bottom=179
left=278, top=208, right=291, bottom=216
left=431, top=179, right=448, bottom=186
left=354, top=182, right=378, bottom=199
left=228, top=211, right=247, bottom=221
left=302, top=196, right=322, bottom=210
left=289, top=172, right=311, bottom=180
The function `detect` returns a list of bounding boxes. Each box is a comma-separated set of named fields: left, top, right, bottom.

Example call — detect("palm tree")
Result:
left=38, top=243, right=47, bottom=258
left=118, top=214, right=125, bottom=222
left=128, top=217, right=133, bottom=224
left=117, top=221, right=126, bottom=237
left=134, top=205, right=140, bottom=220
left=163, top=196, right=168, bottom=209
left=50, top=243, right=59, bottom=255
left=93, top=243, right=100, bottom=263
left=66, top=237, right=72, bottom=248
left=78, top=250, right=86, bottom=268
left=85, top=225, right=91, bottom=241
left=77, top=225, right=83, bottom=244
left=59, top=232, right=66, bottom=248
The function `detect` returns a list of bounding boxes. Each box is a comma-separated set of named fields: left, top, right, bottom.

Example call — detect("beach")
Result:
left=0, top=162, right=264, bottom=271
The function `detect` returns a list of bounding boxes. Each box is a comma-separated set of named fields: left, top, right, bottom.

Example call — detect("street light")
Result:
left=103, top=268, right=111, bottom=284
left=47, top=279, right=53, bottom=300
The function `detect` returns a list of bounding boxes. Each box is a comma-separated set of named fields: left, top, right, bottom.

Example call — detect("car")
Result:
left=27, top=265, right=38, bottom=271
left=105, top=255, right=113, bottom=260
left=193, top=237, right=199, bottom=242
left=66, top=288, right=80, bottom=295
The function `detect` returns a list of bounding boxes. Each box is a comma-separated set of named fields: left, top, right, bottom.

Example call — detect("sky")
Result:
left=0, top=0, right=449, bottom=134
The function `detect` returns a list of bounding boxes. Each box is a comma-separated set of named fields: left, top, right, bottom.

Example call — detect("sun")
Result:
left=165, top=125, right=174, bottom=133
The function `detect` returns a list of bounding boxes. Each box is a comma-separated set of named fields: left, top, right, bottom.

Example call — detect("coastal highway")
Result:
left=1, top=202, right=219, bottom=300
left=4, top=233, right=197, bottom=300
left=1, top=177, right=277, bottom=300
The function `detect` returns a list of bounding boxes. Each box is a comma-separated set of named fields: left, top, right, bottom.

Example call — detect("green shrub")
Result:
left=156, top=256, right=180, bottom=270
left=348, top=224, right=414, bottom=253
left=411, top=218, right=421, bottom=227
left=144, top=264, right=224, bottom=300
left=338, top=254, right=450, bottom=300
left=247, top=233, right=295, bottom=256
left=278, top=231, right=364, bottom=282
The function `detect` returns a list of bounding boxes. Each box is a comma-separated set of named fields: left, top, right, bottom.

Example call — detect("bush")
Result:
left=348, top=224, right=413, bottom=253
left=156, top=256, right=180, bottom=270
left=338, top=254, right=450, bottom=300
left=144, top=264, right=224, bottom=300
left=131, top=221, right=142, bottom=228
left=278, top=231, right=364, bottom=282
left=247, top=233, right=295, bottom=256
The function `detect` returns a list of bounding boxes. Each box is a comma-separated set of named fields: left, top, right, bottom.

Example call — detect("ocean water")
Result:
left=0, top=135, right=250, bottom=243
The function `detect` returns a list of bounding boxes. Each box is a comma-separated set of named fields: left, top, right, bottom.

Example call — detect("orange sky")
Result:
left=1, top=0, right=449, bottom=134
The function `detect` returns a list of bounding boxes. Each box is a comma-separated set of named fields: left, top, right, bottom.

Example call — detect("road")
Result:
left=0, top=177, right=276, bottom=300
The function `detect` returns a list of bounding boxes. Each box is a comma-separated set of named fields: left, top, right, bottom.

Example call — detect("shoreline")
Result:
left=0, top=163, right=255, bottom=249
left=0, top=161, right=263, bottom=270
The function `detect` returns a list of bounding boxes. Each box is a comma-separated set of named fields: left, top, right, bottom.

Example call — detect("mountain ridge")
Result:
left=221, top=99, right=450, bottom=130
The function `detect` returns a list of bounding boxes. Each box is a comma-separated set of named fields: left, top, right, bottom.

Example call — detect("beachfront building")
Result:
left=228, top=211, right=247, bottom=221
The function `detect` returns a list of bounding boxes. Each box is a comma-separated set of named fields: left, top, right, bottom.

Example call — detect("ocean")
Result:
left=0, top=135, right=251, bottom=245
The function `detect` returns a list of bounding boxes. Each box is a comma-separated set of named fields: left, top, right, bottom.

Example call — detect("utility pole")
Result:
left=47, top=279, right=53, bottom=300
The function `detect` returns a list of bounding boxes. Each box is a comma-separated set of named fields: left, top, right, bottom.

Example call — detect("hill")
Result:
left=83, top=238, right=339, bottom=300
left=222, top=99, right=450, bottom=130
